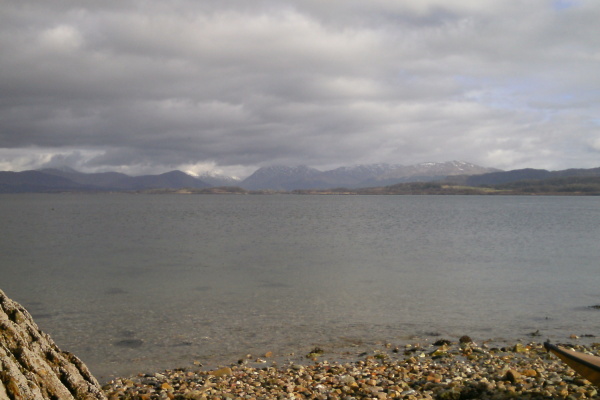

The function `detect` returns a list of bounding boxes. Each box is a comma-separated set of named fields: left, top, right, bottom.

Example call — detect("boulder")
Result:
left=0, top=289, right=106, bottom=399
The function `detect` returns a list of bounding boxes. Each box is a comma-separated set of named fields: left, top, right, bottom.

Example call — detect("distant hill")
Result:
left=239, top=161, right=498, bottom=190
left=463, top=167, right=600, bottom=186
left=491, top=175, right=600, bottom=194
left=4, top=162, right=599, bottom=194
left=289, top=175, right=600, bottom=196
left=240, top=165, right=323, bottom=190
left=41, top=168, right=210, bottom=190
left=0, top=161, right=499, bottom=193
left=0, top=170, right=92, bottom=193
left=40, top=168, right=132, bottom=188
left=0, top=169, right=210, bottom=193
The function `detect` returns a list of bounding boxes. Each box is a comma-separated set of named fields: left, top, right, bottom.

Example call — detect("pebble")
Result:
left=102, top=341, right=600, bottom=399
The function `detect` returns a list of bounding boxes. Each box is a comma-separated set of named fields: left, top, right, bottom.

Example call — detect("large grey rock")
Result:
left=0, top=289, right=106, bottom=399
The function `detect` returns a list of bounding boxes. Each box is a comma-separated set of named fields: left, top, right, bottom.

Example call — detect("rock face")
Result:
left=0, top=289, right=106, bottom=400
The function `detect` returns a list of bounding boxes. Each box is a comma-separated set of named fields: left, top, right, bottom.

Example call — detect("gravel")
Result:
left=102, top=340, right=600, bottom=399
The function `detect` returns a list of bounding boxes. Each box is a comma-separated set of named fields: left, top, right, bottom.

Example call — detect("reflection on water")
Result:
left=1, top=193, right=599, bottom=380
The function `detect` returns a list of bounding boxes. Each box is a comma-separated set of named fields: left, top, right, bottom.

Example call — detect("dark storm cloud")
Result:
left=1, top=0, right=599, bottom=176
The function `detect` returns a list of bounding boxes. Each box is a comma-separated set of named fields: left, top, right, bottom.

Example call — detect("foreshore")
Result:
left=102, top=339, right=600, bottom=400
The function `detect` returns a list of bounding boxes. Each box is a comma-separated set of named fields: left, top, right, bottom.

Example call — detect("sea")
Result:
left=1, top=193, right=599, bottom=382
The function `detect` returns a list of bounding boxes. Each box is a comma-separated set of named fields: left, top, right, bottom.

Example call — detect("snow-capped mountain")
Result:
left=317, top=164, right=401, bottom=186
left=239, top=161, right=499, bottom=190
left=379, top=161, right=494, bottom=179
left=0, top=161, right=499, bottom=192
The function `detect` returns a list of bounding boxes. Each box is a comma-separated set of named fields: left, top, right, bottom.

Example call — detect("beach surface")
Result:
left=102, top=340, right=600, bottom=399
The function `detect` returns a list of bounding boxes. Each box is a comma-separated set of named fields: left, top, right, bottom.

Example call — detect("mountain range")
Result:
left=1, top=161, right=600, bottom=193
left=0, top=161, right=493, bottom=193
left=239, top=161, right=497, bottom=190
left=0, top=168, right=212, bottom=193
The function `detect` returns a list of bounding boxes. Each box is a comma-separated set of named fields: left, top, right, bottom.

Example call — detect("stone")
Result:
left=513, top=343, right=528, bottom=353
left=458, top=335, right=472, bottom=344
left=505, top=369, right=522, bottom=383
left=209, top=367, right=232, bottom=377
left=0, top=289, right=106, bottom=399
left=438, top=388, right=461, bottom=400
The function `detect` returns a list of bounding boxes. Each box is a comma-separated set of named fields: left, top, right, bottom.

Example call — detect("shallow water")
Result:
left=1, top=193, right=599, bottom=381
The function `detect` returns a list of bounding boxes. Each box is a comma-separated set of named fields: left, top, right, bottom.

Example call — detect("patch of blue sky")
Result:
left=453, top=75, right=534, bottom=111
left=452, top=75, right=598, bottom=119
left=552, top=0, right=578, bottom=11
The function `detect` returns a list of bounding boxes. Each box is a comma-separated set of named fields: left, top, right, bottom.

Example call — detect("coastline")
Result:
left=4, top=285, right=599, bottom=399
left=102, top=340, right=600, bottom=399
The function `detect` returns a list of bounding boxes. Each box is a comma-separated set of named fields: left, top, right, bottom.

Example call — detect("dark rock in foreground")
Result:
left=0, top=289, right=106, bottom=400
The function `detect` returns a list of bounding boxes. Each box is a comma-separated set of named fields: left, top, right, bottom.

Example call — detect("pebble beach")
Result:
left=102, top=339, right=600, bottom=400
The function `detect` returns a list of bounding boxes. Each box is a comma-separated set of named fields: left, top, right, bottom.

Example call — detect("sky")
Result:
left=1, top=0, right=599, bottom=178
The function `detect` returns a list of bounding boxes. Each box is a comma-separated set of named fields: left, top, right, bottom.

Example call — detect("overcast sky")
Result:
left=1, top=0, right=599, bottom=177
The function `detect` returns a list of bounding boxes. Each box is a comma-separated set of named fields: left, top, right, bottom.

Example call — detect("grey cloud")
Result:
left=1, top=0, right=599, bottom=176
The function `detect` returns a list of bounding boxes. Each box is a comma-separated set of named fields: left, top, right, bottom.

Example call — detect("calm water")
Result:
left=1, top=194, right=599, bottom=381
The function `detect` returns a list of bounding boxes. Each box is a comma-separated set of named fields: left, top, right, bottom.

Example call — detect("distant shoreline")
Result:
left=134, top=182, right=600, bottom=196
left=3, top=187, right=599, bottom=195
left=3, top=167, right=600, bottom=195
